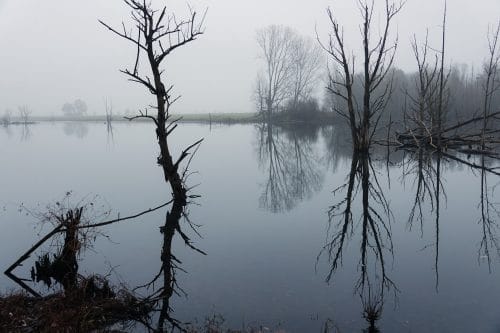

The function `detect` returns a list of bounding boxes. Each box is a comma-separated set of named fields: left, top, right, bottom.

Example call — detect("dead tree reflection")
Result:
left=322, top=152, right=396, bottom=330
left=477, top=156, right=500, bottom=272
left=401, top=147, right=444, bottom=290
left=403, top=148, right=437, bottom=234
left=136, top=200, right=205, bottom=332
left=256, top=123, right=323, bottom=212
left=361, top=284, right=383, bottom=333
left=402, top=147, right=500, bottom=286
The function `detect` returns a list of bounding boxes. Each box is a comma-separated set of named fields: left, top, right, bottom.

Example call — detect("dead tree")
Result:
left=398, top=18, right=500, bottom=154
left=406, top=32, right=440, bottom=146
left=321, top=0, right=404, bottom=152
left=100, top=0, right=205, bottom=205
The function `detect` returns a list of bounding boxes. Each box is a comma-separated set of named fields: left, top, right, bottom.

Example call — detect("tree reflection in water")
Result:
left=136, top=200, right=206, bottom=332
left=477, top=155, right=500, bottom=272
left=402, top=147, right=500, bottom=289
left=401, top=148, right=443, bottom=290
left=322, top=151, right=397, bottom=332
left=256, top=122, right=324, bottom=212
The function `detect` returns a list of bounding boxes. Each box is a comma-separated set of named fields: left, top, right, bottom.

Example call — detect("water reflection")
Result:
left=477, top=156, right=500, bottom=272
left=3, top=194, right=204, bottom=331
left=256, top=122, right=324, bottom=212
left=21, top=124, right=32, bottom=141
left=136, top=200, right=206, bottom=331
left=1, top=123, right=13, bottom=138
left=322, top=151, right=397, bottom=332
left=400, top=148, right=443, bottom=290
left=401, top=148, right=500, bottom=288
left=4, top=122, right=500, bottom=332
left=63, top=122, right=89, bottom=138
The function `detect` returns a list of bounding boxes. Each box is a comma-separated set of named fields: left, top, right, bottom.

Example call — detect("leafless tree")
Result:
left=321, top=0, right=404, bottom=151
left=100, top=0, right=206, bottom=205
left=398, top=14, right=500, bottom=154
left=255, top=25, right=296, bottom=119
left=255, top=26, right=323, bottom=119
left=289, top=35, right=323, bottom=108
left=406, top=32, right=440, bottom=145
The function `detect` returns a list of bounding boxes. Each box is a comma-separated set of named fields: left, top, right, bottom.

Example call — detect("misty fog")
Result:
left=0, top=0, right=498, bottom=116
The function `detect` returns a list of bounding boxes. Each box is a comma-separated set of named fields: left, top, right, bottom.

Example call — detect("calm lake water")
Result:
left=1, top=122, right=500, bottom=332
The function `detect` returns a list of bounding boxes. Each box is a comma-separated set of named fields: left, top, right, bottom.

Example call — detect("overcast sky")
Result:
left=0, top=0, right=498, bottom=115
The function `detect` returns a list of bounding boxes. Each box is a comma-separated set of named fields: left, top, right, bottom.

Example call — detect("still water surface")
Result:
left=1, top=122, right=499, bottom=332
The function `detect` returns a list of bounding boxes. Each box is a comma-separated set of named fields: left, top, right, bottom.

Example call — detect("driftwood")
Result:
left=4, top=201, right=171, bottom=297
left=396, top=110, right=500, bottom=154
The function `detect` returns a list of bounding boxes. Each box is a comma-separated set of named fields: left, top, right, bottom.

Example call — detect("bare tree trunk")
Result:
left=321, top=0, right=403, bottom=152
left=100, top=1, right=205, bottom=205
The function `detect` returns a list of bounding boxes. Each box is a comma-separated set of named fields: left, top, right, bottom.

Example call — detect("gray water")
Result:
left=1, top=122, right=500, bottom=332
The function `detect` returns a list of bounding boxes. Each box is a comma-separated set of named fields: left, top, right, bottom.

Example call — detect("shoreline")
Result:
left=3, top=111, right=337, bottom=126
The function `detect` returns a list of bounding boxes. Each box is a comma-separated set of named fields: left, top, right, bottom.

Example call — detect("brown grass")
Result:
left=0, top=276, right=151, bottom=332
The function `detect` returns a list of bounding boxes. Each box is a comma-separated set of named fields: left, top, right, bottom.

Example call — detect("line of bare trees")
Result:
left=255, top=25, right=323, bottom=121
left=318, top=0, right=500, bottom=154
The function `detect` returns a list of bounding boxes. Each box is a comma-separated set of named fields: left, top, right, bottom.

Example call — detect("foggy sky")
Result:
left=0, top=0, right=498, bottom=115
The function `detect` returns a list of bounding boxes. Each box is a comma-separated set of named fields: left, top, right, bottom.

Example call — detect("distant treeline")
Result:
left=322, top=65, right=500, bottom=130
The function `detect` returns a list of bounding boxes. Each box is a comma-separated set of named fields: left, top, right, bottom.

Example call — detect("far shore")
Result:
left=4, top=111, right=337, bottom=125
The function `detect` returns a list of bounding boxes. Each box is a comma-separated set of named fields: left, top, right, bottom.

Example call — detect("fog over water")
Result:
left=0, top=0, right=498, bottom=115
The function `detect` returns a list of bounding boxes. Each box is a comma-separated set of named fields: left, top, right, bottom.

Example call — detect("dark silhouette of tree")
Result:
left=100, top=0, right=206, bottom=205
left=321, top=0, right=403, bottom=151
